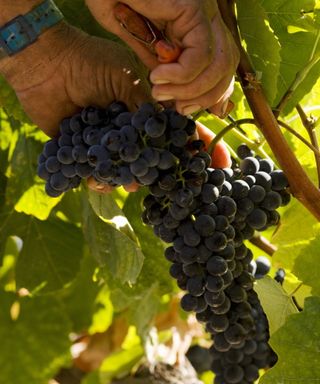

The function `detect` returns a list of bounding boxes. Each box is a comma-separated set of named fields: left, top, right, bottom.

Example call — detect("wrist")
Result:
left=0, top=21, right=78, bottom=90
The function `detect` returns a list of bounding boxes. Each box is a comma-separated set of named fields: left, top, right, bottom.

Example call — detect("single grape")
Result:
left=205, top=232, right=228, bottom=252
left=138, top=167, right=159, bottom=185
left=217, top=196, right=237, bottom=217
left=255, top=171, right=272, bottom=191
left=81, top=106, right=106, bottom=125
left=247, top=208, right=268, bottom=230
left=101, top=130, right=122, bottom=152
left=59, top=118, right=73, bottom=135
left=248, top=185, right=266, bottom=203
left=142, top=147, right=160, bottom=167
left=206, top=275, right=224, bottom=293
left=38, top=153, right=47, bottom=164
left=186, top=276, right=205, bottom=296
left=214, top=333, right=231, bottom=352
left=202, top=184, right=219, bottom=204
left=240, top=157, right=260, bottom=175
left=37, top=163, right=50, bottom=180
left=45, top=156, right=61, bottom=173
left=274, top=268, right=285, bottom=284
left=188, top=157, right=206, bottom=173
left=107, top=101, right=128, bottom=117
left=75, top=163, right=94, bottom=178
left=207, top=256, right=228, bottom=276
left=170, top=129, right=189, bottom=147
left=70, top=114, right=84, bottom=133
left=145, top=113, right=167, bottom=138
left=72, top=145, right=88, bottom=163
left=120, top=124, right=139, bottom=143
left=183, top=262, right=203, bottom=277
left=45, top=181, right=63, bottom=197
left=58, top=134, right=73, bottom=147
left=205, top=290, right=226, bottom=307
left=259, top=158, right=274, bottom=173
left=50, top=172, right=69, bottom=191
left=43, top=139, right=59, bottom=158
left=208, top=169, right=225, bottom=187
left=117, top=166, right=135, bottom=185
left=84, top=128, right=104, bottom=146
left=232, top=180, right=250, bottom=199
left=194, top=215, right=216, bottom=237
left=72, top=132, right=84, bottom=146
left=181, top=294, right=198, bottom=312
left=270, top=170, right=289, bottom=191
left=129, top=158, right=149, bottom=177
left=57, top=146, right=74, bottom=165
left=119, top=142, right=141, bottom=162
left=159, top=174, right=177, bottom=191
left=179, top=246, right=198, bottom=264
left=237, top=144, right=254, bottom=159
left=87, top=145, right=109, bottom=166
left=61, top=164, right=76, bottom=178
left=114, top=111, right=133, bottom=127
left=224, top=365, right=244, bottom=383
left=255, top=256, right=271, bottom=279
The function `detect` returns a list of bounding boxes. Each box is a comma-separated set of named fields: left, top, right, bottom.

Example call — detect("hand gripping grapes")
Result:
left=86, top=0, right=240, bottom=117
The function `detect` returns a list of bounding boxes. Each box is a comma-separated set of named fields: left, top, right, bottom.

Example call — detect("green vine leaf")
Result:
left=237, top=0, right=281, bottom=104
left=0, top=292, right=71, bottom=384
left=16, top=217, right=84, bottom=293
left=255, top=277, right=298, bottom=335
left=272, top=200, right=320, bottom=270
left=293, top=235, right=320, bottom=296
left=258, top=0, right=320, bottom=112
left=260, top=296, right=320, bottom=383
left=83, top=200, right=144, bottom=285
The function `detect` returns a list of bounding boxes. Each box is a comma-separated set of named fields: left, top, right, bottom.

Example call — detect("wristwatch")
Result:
left=0, top=0, right=64, bottom=60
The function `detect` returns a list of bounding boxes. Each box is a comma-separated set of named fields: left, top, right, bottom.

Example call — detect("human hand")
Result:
left=0, top=22, right=150, bottom=137
left=86, top=0, right=239, bottom=118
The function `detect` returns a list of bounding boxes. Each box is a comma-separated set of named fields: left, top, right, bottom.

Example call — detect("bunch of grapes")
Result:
left=37, top=102, right=196, bottom=196
left=38, top=103, right=290, bottom=383
left=142, top=148, right=287, bottom=383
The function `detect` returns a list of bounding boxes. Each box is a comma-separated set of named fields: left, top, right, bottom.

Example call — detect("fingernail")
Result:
left=225, top=100, right=234, bottom=115
left=95, top=183, right=105, bottom=190
left=152, top=79, right=170, bottom=85
left=155, top=94, right=174, bottom=101
left=182, top=104, right=202, bottom=116
left=219, top=100, right=234, bottom=119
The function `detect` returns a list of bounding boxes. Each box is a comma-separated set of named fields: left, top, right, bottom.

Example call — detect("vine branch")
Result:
left=218, top=0, right=320, bottom=221
left=207, top=118, right=253, bottom=154
left=296, top=104, right=320, bottom=187
left=249, top=234, right=277, bottom=256
left=277, top=119, right=320, bottom=157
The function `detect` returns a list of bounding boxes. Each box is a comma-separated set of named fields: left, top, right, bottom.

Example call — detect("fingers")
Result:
left=172, top=76, right=234, bottom=116
left=150, top=12, right=239, bottom=118
left=87, top=177, right=140, bottom=194
left=87, top=177, right=115, bottom=193
left=196, top=122, right=232, bottom=168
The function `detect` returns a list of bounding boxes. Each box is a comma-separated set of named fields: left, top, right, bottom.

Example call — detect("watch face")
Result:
left=0, top=0, right=64, bottom=60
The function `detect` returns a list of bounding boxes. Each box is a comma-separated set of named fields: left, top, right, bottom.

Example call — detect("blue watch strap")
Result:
left=0, top=0, right=64, bottom=59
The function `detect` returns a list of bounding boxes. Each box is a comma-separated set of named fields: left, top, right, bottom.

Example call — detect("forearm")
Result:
left=0, top=0, right=41, bottom=24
